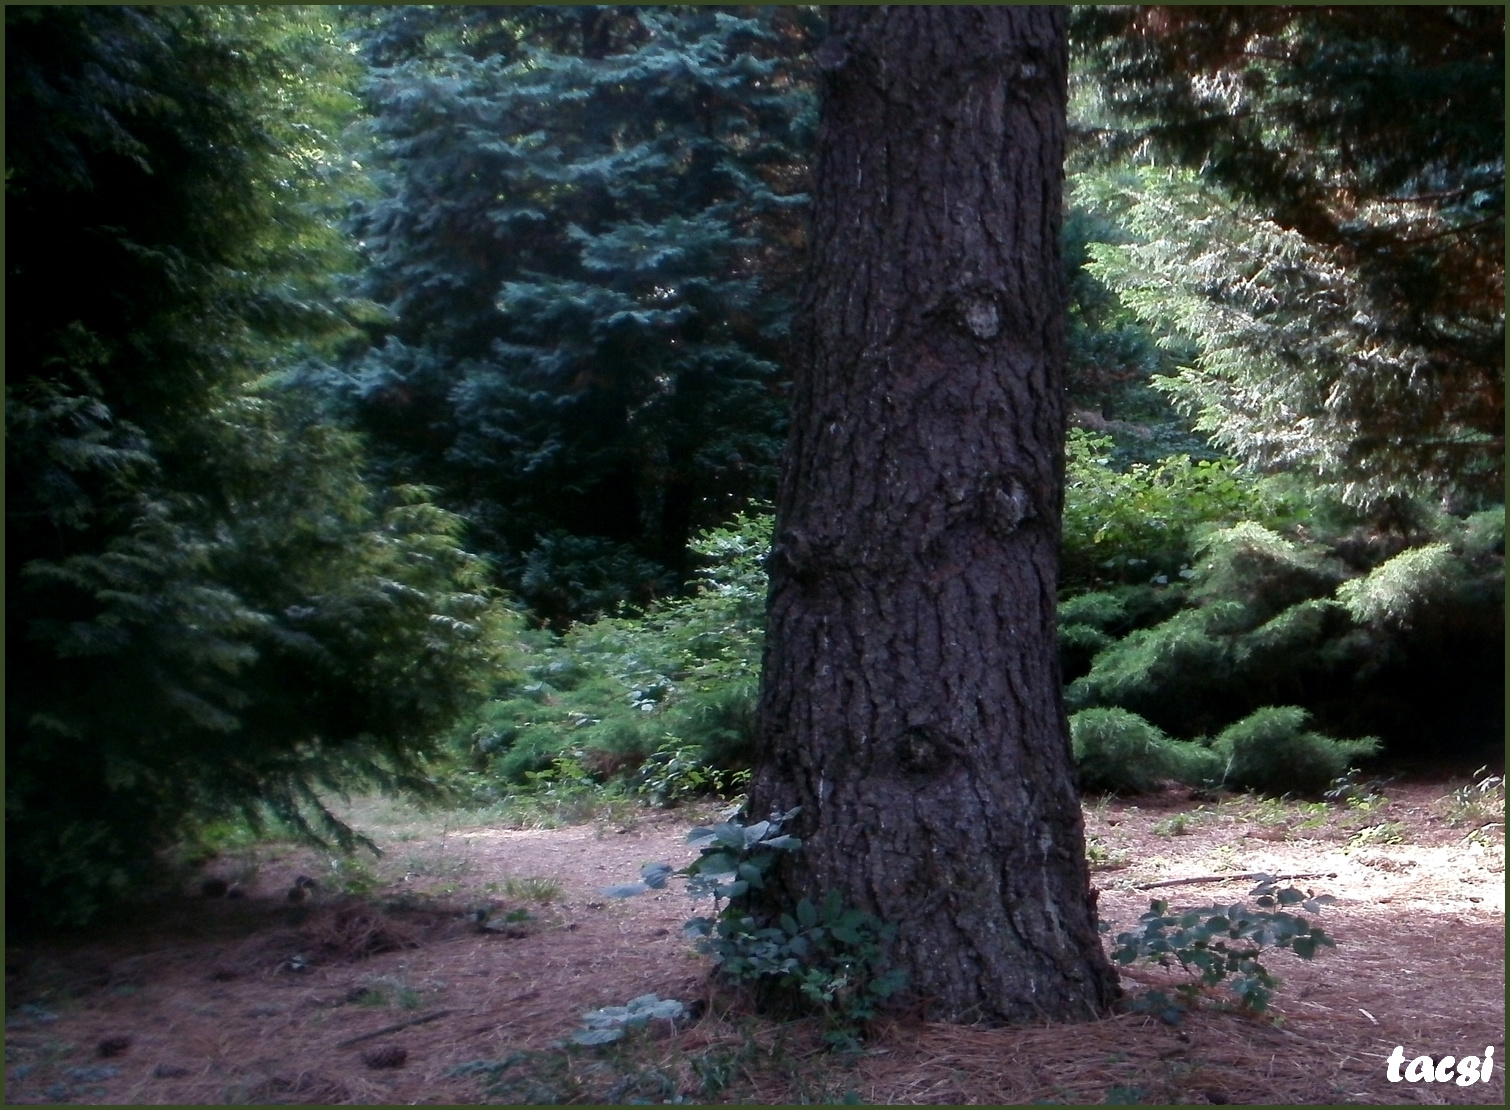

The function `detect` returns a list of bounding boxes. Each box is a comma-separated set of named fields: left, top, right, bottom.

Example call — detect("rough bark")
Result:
left=746, top=6, right=1119, bottom=1024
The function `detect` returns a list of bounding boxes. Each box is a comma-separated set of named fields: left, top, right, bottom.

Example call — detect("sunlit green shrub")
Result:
left=1212, top=706, right=1379, bottom=795
left=1061, top=430, right=1289, bottom=591
left=1070, top=708, right=1222, bottom=793
left=1336, top=542, right=1461, bottom=628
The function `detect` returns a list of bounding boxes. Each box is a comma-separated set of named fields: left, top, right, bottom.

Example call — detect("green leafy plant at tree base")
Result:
left=607, top=808, right=907, bottom=1047
left=1110, top=877, right=1336, bottom=1020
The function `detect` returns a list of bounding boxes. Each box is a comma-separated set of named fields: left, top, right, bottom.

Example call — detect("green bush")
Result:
left=1336, top=542, right=1461, bottom=628
left=1061, top=509, right=1499, bottom=759
left=1057, top=585, right=1189, bottom=681
left=1188, top=523, right=1342, bottom=621
left=1059, top=622, right=1117, bottom=681
left=1061, top=430, right=1290, bottom=591
left=451, top=512, right=770, bottom=798
left=1111, top=878, right=1338, bottom=1017
left=610, top=809, right=908, bottom=1046
left=1069, top=708, right=1222, bottom=794
left=1458, top=506, right=1505, bottom=559
left=1212, top=706, right=1379, bottom=795
left=1066, top=604, right=1246, bottom=735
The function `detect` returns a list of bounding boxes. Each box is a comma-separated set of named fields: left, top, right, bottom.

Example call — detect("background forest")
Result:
left=7, top=5, right=1503, bottom=928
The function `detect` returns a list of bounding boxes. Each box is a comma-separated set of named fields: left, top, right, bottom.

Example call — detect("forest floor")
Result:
left=4, top=774, right=1503, bottom=1106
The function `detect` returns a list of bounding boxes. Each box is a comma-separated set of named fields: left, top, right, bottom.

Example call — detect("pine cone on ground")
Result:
left=362, top=1045, right=407, bottom=1069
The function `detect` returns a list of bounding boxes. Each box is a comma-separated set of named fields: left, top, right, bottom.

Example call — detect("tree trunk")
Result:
left=746, top=6, right=1119, bottom=1024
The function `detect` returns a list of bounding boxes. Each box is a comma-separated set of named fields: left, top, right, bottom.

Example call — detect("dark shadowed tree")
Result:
left=325, top=6, right=816, bottom=624
left=745, top=7, right=1119, bottom=1023
left=5, top=6, right=501, bottom=927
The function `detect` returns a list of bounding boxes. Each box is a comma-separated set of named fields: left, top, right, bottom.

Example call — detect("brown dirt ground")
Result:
left=4, top=778, right=1503, bottom=1105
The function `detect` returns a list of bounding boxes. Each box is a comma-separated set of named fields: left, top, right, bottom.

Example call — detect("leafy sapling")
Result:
left=1111, top=876, right=1337, bottom=1018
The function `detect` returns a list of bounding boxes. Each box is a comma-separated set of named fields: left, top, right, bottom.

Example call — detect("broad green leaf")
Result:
left=603, top=881, right=649, bottom=898
left=761, top=835, right=802, bottom=851
left=640, top=862, right=674, bottom=888
left=796, top=897, right=818, bottom=930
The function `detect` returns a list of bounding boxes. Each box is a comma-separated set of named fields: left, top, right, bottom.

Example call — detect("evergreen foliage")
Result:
left=1069, top=708, right=1222, bottom=794
left=6, top=6, right=503, bottom=925
left=1061, top=429, right=1291, bottom=592
left=1067, top=510, right=1503, bottom=760
left=1061, top=205, right=1213, bottom=468
left=1336, top=542, right=1462, bottom=629
left=1213, top=707, right=1379, bottom=797
left=8, top=8, right=1502, bottom=918
left=321, top=6, right=817, bottom=623
left=456, top=458, right=1500, bottom=801
left=1072, top=7, right=1504, bottom=506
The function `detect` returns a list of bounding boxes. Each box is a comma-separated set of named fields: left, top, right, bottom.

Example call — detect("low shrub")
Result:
left=608, top=809, right=907, bottom=1046
left=449, top=513, right=769, bottom=798
left=1336, top=542, right=1462, bottom=629
left=1212, top=706, right=1379, bottom=796
left=1110, top=877, right=1338, bottom=1017
left=1069, top=708, right=1222, bottom=793
left=1061, top=430, right=1290, bottom=592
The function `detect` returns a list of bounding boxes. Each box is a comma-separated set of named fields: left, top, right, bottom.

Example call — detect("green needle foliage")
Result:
left=318, top=6, right=818, bottom=623
left=1072, top=7, right=1503, bottom=508
left=6, top=7, right=506, bottom=926
left=1065, top=508, right=1502, bottom=771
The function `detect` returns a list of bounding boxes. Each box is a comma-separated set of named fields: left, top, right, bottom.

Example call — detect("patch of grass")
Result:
left=1247, top=796, right=1295, bottom=828
left=473, top=781, right=642, bottom=831
left=1207, top=843, right=1239, bottom=871
left=1086, top=834, right=1130, bottom=871
left=1294, top=803, right=1331, bottom=832
left=325, top=855, right=381, bottom=896
left=350, top=973, right=424, bottom=1010
left=400, top=833, right=474, bottom=881
left=500, top=876, right=563, bottom=903
left=1211, top=795, right=1330, bottom=837
left=1152, top=813, right=1195, bottom=837
left=1435, top=768, right=1505, bottom=828
left=1346, top=822, right=1405, bottom=850
left=1463, top=825, right=1502, bottom=849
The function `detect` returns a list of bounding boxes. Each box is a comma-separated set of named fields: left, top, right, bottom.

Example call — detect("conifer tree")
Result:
left=747, top=6, right=1118, bottom=1023
left=1072, top=6, right=1504, bottom=506
left=329, top=6, right=817, bottom=623
left=6, top=6, right=501, bottom=925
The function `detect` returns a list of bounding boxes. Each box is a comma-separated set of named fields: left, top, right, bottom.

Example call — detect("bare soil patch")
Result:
left=5, top=779, right=1502, bottom=1104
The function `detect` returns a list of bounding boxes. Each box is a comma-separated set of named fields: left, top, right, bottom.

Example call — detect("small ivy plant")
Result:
left=602, top=805, right=802, bottom=904
left=569, top=994, right=687, bottom=1045
left=694, top=888, right=909, bottom=1045
left=1110, top=877, right=1336, bottom=1020
left=606, top=808, right=907, bottom=1045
